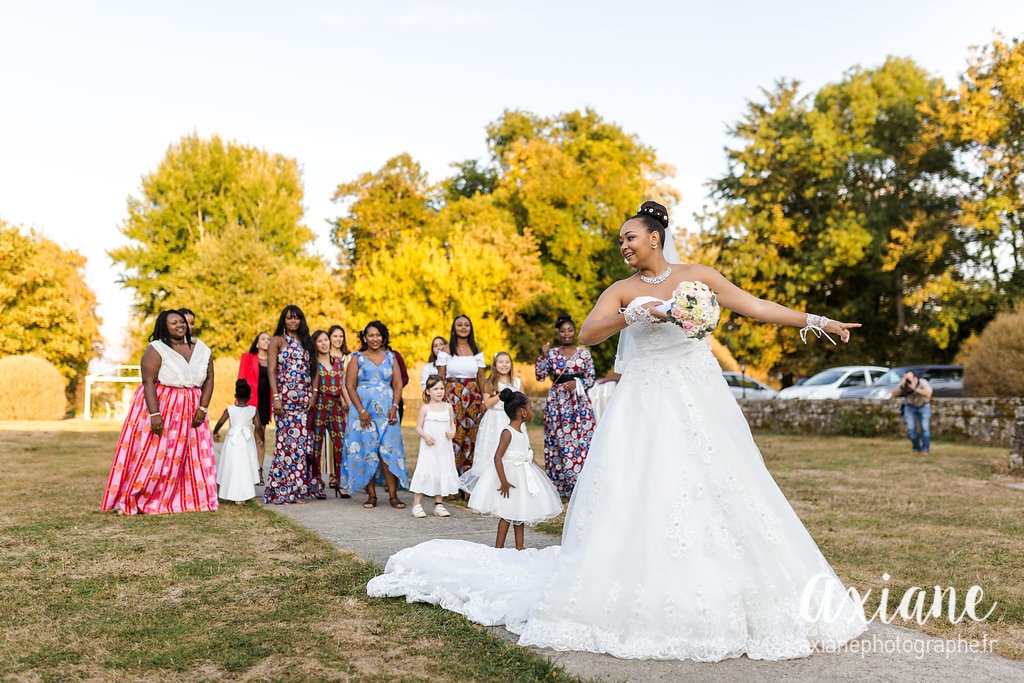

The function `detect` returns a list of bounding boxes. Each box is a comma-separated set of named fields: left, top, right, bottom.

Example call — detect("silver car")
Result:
left=777, top=365, right=888, bottom=400
left=722, top=372, right=778, bottom=400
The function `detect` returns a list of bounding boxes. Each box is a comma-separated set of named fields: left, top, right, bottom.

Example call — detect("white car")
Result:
left=777, top=365, right=888, bottom=400
left=722, top=372, right=778, bottom=400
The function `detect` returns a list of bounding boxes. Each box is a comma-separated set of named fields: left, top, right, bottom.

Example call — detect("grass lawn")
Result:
left=537, top=432, right=1024, bottom=659
left=0, top=421, right=575, bottom=682
left=2, top=421, right=1023, bottom=681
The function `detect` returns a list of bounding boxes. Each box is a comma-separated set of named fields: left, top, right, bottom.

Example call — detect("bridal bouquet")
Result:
left=656, top=281, right=720, bottom=339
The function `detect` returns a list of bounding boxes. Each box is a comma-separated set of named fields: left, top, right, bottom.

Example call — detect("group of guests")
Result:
left=99, top=302, right=601, bottom=515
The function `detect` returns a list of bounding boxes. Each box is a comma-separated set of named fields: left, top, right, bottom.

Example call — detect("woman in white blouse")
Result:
left=436, top=316, right=486, bottom=475
left=101, top=309, right=218, bottom=515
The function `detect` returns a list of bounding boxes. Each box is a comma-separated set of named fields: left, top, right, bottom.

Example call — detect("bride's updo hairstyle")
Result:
left=633, top=200, right=670, bottom=249
left=500, top=387, right=530, bottom=420
left=555, top=313, right=575, bottom=331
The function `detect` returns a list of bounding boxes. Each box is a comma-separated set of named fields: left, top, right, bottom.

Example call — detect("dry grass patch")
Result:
left=757, top=435, right=1023, bottom=658
left=533, top=431, right=1024, bottom=658
left=0, top=421, right=573, bottom=682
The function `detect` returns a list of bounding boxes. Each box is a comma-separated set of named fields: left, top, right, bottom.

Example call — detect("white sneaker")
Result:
left=411, top=504, right=426, bottom=518
left=433, top=503, right=450, bottom=517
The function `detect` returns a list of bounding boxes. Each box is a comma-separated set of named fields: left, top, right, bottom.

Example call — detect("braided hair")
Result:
left=149, top=310, right=192, bottom=346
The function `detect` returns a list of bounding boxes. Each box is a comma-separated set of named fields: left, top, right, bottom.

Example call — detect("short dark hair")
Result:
left=359, top=321, right=391, bottom=351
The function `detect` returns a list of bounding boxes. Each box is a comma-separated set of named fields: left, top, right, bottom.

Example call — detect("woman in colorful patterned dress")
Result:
left=344, top=321, right=409, bottom=509
left=101, top=309, right=218, bottom=515
left=436, top=315, right=486, bottom=475
left=264, top=305, right=326, bottom=504
left=311, top=329, right=350, bottom=497
left=535, top=313, right=597, bottom=497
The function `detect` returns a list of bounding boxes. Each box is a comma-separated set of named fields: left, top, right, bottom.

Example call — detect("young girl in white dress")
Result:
left=410, top=375, right=461, bottom=518
left=212, top=380, right=263, bottom=504
left=468, top=388, right=562, bottom=550
left=459, top=351, right=520, bottom=494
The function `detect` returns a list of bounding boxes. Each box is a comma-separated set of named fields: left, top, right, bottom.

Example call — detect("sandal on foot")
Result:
left=363, top=495, right=377, bottom=509
left=389, top=496, right=406, bottom=509
left=411, top=504, right=426, bottom=518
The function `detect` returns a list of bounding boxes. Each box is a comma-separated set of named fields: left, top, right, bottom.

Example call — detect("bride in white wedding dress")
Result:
left=368, top=201, right=867, bottom=661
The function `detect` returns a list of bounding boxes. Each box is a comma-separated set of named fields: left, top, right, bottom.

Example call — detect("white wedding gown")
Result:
left=368, top=295, right=867, bottom=661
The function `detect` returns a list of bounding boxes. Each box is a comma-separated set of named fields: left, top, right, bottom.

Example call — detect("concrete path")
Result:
left=266, top=488, right=1024, bottom=682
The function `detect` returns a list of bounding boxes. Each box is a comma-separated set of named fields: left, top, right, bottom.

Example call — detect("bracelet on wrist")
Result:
left=149, top=412, right=160, bottom=418
left=198, top=406, right=208, bottom=413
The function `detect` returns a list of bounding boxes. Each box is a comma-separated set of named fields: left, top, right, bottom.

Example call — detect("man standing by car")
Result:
left=892, top=369, right=933, bottom=453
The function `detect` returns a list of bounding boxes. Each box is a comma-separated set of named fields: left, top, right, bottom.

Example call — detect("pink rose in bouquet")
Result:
left=659, top=281, right=720, bottom=339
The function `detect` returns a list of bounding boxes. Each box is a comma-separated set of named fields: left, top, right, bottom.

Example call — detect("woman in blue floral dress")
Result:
left=264, top=305, right=326, bottom=504
left=344, top=321, right=409, bottom=509
left=535, top=313, right=596, bottom=497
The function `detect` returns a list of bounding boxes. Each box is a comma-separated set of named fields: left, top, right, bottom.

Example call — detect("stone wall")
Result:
left=736, top=398, right=1024, bottom=447
left=412, top=394, right=1024, bottom=448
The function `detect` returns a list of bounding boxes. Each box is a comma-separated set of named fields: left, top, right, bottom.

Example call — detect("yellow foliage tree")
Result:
left=346, top=197, right=550, bottom=362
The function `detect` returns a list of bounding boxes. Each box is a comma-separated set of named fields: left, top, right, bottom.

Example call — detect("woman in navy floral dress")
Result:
left=344, top=321, right=409, bottom=509
left=535, top=313, right=596, bottom=497
left=264, top=305, right=326, bottom=504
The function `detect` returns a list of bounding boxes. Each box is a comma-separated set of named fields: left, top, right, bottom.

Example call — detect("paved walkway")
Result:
left=267, top=487, right=1024, bottom=682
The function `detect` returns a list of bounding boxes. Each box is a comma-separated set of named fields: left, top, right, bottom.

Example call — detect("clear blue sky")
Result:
left=1, top=1, right=1021, bottom=361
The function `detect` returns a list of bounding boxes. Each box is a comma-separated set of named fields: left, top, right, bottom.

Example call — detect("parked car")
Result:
left=776, top=366, right=888, bottom=400
left=840, top=365, right=964, bottom=399
left=722, top=372, right=778, bottom=400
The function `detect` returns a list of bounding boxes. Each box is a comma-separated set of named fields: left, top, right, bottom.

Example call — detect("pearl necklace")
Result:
left=639, top=266, right=672, bottom=285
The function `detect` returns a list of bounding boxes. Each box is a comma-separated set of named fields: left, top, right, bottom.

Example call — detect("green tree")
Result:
left=340, top=193, right=550, bottom=362
left=932, top=35, right=1024, bottom=305
left=170, top=225, right=348, bottom=357
left=702, top=59, right=967, bottom=381
left=0, top=220, right=102, bottom=395
left=330, top=153, right=436, bottom=270
left=482, top=109, right=679, bottom=369
left=330, top=110, right=677, bottom=372
left=110, top=133, right=316, bottom=322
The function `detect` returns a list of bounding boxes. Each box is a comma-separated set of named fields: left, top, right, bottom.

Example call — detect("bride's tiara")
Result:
left=635, top=204, right=669, bottom=228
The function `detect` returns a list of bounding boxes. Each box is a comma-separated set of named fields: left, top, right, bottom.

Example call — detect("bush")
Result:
left=962, top=308, right=1024, bottom=397
left=0, top=355, right=68, bottom=419
left=210, top=355, right=244, bottom=422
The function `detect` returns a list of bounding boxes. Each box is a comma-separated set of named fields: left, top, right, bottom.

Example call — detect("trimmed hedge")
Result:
left=962, top=308, right=1024, bottom=397
left=0, top=355, right=67, bottom=420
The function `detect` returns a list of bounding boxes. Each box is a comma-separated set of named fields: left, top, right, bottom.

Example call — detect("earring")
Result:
left=651, top=244, right=657, bottom=250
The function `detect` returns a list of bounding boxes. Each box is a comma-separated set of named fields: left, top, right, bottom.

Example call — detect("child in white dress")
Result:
left=468, top=388, right=562, bottom=549
left=212, top=379, right=263, bottom=504
left=459, top=351, right=520, bottom=494
left=410, top=375, right=461, bottom=518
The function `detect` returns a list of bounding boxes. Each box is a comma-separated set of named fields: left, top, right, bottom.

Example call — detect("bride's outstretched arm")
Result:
left=695, top=265, right=860, bottom=343
left=580, top=284, right=630, bottom=345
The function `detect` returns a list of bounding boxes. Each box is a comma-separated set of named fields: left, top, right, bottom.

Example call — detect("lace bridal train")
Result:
left=368, top=296, right=866, bottom=661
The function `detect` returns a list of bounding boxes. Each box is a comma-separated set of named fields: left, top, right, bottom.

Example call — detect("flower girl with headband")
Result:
left=409, top=375, right=461, bottom=518
left=212, top=380, right=263, bottom=504
left=459, top=351, right=520, bottom=494
left=467, top=388, right=562, bottom=550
